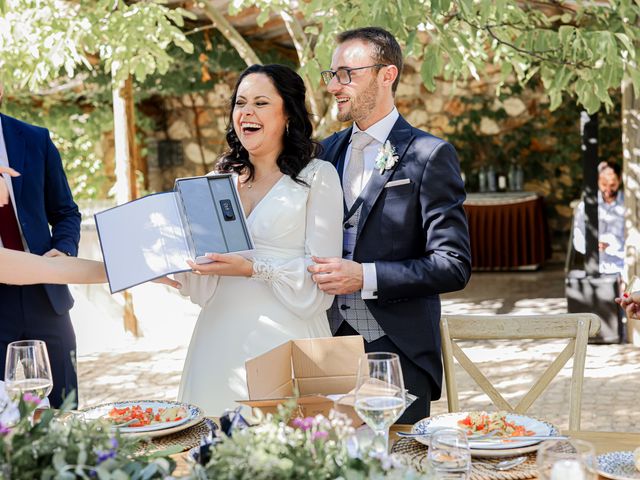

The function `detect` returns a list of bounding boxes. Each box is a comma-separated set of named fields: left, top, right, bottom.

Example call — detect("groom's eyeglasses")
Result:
left=321, top=64, right=388, bottom=85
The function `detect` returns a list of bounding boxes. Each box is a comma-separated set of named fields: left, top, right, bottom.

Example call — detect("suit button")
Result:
left=343, top=223, right=354, bottom=229
left=340, top=304, right=350, bottom=310
left=343, top=250, right=351, bottom=256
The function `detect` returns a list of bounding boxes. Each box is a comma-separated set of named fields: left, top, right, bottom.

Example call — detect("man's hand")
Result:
left=308, top=256, right=363, bottom=295
left=43, top=248, right=67, bottom=258
left=187, top=253, right=253, bottom=277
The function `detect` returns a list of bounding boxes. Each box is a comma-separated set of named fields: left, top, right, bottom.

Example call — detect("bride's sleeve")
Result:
left=251, top=161, right=343, bottom=316
left=174, top=271, right=219, bottom=308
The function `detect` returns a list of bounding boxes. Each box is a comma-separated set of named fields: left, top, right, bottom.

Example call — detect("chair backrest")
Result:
left=441, top=313, right=601, bottom=431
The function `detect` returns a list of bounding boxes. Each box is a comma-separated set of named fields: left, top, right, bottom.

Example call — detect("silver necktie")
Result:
left=344, top=132, right=375, bottom=208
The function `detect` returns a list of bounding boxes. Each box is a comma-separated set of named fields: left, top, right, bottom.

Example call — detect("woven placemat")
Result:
left=138, top=420, right=210, bottom=454
left=391, top=437, right=538, bottom=480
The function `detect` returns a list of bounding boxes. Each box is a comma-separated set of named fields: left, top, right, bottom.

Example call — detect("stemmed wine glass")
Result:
left=4, top=340, right=53, bottom=405
left=354, top=352, right=406, bottom=454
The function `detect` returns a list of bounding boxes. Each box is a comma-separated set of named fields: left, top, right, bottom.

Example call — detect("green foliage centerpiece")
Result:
left=187, top=405, right=431, bottom=480
left=0, top=394, right=175, bottom=480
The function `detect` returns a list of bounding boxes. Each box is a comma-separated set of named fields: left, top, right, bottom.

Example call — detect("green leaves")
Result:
left=0, top=0, right=194, bottom=88
left=421, top=43, right=443, bottom=91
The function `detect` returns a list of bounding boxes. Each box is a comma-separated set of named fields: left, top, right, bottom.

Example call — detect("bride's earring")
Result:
left=285, top=121, right=290, bottom=136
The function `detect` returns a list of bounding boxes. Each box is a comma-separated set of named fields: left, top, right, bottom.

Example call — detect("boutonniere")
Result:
left=373, top=140, right=398, bottom=174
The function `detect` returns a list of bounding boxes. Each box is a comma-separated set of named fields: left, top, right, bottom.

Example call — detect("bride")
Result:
left=175, top=64, right=343, bottom=415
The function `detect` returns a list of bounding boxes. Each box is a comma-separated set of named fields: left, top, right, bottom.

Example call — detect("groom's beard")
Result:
left=337, top=77, right=378, bottom=124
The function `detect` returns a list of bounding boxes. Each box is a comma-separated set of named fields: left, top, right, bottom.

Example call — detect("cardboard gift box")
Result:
left=239, top=335, right=365, bottom=425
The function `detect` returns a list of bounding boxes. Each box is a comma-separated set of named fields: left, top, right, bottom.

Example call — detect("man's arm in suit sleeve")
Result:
left=375, top=141, right=471, bottom=300
left=43, top=130, right=81, bottom=257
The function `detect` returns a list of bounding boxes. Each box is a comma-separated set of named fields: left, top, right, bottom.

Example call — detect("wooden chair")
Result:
left=441, top=313, right=601, bottom=430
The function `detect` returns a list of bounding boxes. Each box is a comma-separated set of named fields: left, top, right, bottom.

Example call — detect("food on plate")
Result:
left=634, top=446, right=640, bottom=471
left=457, top=412, right=535, bottom=438
left=106, top=404, right=188, bottom=428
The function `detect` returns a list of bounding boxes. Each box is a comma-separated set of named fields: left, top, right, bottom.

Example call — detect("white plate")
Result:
left=82, top=400, right=203, bottom=436
left=597, top=451, right=640, bottom=480
left=412, top=412, right=559, bottom=457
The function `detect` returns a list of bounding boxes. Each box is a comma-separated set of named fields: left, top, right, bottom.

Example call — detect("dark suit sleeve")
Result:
left=375, top=141, right=471, bottom=300
left=43, top=131, right=81, bottom=256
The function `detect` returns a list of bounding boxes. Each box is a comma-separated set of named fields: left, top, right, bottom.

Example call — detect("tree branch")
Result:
left=199, top=1, right=262, bottom=66
left=278, top=9, right=325, bottom=121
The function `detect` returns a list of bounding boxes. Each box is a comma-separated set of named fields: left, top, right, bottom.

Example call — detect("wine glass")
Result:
left=426, top=427, right=472, bottom=479
left=4, top=340, right=53, bottom=405
left=536, top=439, right=597, bottom=480
left=354, top=352, right=406, bottom=454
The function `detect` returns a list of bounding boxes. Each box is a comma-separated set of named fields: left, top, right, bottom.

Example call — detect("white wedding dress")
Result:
left=176, top=159, right=343, bottom=415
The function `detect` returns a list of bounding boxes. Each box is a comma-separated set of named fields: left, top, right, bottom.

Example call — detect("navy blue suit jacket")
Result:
left=319, top=115, right=471, bottom=397
left=1, top=113, right=81, bottom=314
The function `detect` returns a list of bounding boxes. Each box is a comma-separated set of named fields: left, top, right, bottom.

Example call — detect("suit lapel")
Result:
left=1, top=114, right=26, bottom=201
left=356, top=116, right=414, bottom=233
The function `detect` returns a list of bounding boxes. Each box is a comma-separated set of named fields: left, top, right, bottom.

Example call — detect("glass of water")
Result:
left=4, top=340, right=53, bottom=404
left=427, top=427, right=472, bottom=479
left=536, top=439, right=597, bottom=480
left=354, top=352, right=406, bottom=454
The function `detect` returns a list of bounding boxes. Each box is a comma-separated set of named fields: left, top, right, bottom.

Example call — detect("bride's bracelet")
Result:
left=252, top=259, right=276, bottom=283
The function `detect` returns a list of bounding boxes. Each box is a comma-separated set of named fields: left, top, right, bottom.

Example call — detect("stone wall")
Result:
left=139, top=67, right=621, bottom=248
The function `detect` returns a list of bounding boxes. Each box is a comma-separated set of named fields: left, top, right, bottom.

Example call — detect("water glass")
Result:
left=427, top=427, right=472, bottom=479
left=4, top=340, right=53, bottom=404
left=354, top=352, right=406, bottom=454
left=536, top=439, right=597, bottom=480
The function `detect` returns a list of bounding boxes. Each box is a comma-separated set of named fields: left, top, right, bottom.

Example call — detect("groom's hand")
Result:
left=308, top=256, right=363, bottom=295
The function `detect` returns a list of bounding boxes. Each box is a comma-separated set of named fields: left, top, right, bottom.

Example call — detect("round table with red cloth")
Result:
left=464, top=192, right=552, bottom=270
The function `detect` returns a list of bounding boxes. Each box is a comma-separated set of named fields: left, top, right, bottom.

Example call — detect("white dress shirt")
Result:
left=344, top=107, right=399, bottom=299
left=573, top=190, right=625, bottom=278
left=0, top=116, right=27, bottom=250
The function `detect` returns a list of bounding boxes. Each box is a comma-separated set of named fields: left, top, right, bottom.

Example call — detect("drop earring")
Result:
left=285, top=121, right=290, bottom=136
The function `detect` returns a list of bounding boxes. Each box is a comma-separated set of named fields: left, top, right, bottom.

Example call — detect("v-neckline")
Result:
left=238, top=173, right=286, bottom=220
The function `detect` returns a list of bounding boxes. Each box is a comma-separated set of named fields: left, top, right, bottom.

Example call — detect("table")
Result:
left=173, top=424, right=640, bottom=478
left=391, top=425, right=640, bottom=479
left=464, top=193, right=551, bottom=271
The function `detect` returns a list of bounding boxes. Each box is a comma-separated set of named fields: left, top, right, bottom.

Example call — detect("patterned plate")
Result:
left=82, top=400, right=203, bottom=438
left=412, top=411, right=560, bottom=458
left=598, top=451, right=640, bottom=480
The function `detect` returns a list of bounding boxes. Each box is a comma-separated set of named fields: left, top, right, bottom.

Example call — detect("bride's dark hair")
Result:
left=217, top=64, right=322, bottom=185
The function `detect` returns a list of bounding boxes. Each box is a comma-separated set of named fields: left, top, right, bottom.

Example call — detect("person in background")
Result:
left=572, top=161, right=625, bottom=278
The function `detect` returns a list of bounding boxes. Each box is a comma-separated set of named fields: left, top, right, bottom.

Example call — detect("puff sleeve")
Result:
left=250, top=161, right=343, bottom=317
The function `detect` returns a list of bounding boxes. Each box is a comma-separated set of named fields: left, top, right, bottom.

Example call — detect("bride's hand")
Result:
left=187, top=253, right=253, bottom=277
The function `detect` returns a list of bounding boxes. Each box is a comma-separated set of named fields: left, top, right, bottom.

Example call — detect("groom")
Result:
left=309, top=27, right=471, bottom=423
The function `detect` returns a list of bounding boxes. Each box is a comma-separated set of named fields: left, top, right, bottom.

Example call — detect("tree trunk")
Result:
left=112, top=75, right=141, bottom=337
left=279, top=10, right=324, bottom=121
left=622, top=77, right=640, bottom=343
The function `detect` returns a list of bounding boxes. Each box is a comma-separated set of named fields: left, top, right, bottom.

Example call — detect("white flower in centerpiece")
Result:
left=373, top=141, right=399, bottom=174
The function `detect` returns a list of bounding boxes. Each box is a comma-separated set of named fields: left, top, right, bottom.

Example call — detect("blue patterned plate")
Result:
left=597, top=451, right=640, bottom=480
left=412, top=411, right=559, bottom=457
left=82, top=400, right=203, bottom=436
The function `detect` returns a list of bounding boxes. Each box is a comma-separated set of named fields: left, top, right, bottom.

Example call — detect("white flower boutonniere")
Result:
left=373, top=140, right=398, bottom=174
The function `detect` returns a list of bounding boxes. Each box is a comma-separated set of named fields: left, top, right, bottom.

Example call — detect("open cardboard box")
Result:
left=239, top=335, right=365, bottom=426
